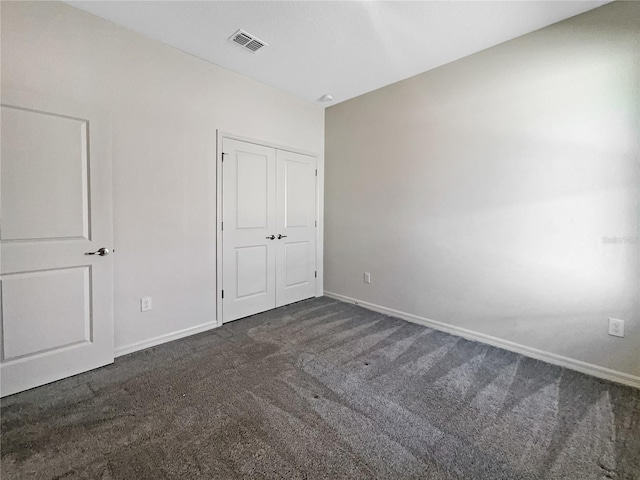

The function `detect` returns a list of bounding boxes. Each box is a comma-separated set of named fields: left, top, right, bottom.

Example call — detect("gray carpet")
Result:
left=1, top=297, right=639, bottom=480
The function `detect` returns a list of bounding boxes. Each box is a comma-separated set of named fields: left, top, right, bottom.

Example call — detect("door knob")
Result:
left=85, top=247, right=110, bottom=256
left=277, top=234, right=288, bottom=239
left=266, top=235, right=275, bottom=240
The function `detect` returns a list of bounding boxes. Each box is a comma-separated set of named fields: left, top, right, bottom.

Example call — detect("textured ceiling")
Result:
left=66, top=1, right=610, bottom=106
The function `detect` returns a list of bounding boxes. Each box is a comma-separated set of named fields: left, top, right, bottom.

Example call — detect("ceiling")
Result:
left=66, top=1, right=611, bottom=107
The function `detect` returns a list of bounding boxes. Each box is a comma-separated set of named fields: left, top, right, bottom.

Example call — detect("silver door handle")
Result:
left=85, top=247, right=110, bottom=256
left=266, top=235, right=275, bottom=240
left=277, top=234, right=287, bottom=239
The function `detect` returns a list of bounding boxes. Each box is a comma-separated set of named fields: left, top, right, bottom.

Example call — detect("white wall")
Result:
left=325, top=2, right=640, bottom=384
left=1, top=1, right=324, bottom=353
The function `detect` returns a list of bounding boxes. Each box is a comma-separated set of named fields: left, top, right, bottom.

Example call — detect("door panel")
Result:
left=236, top=154, right=268, bottom=229
left=1, top=108, right=90, bottom=241
left=275, top=150, right=316, bottom=307
left=1, top=92, right=113, bottom=397
left=284, top=242, right=311, bottom=287
left=222, top=139, right=276, bottom=322
left=284, top=160, right=313, bottom=228
left=1, top=268, right=91, bottom=360
left=236, top=246, right=268, bottom=298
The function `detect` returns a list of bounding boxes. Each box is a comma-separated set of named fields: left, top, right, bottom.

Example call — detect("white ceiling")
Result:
left=66, top=1, right=610, bottom=107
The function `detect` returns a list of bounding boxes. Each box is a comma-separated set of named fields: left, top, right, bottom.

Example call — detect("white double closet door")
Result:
left=222, top=138, right=317, bottom=323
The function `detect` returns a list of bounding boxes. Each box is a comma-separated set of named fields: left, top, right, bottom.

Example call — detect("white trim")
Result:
left=217, top=130, right=318, bottom=158
left=324, top=291, right=640, bottom=390
left=115, top=321, right=218, bottom=358
left=215, top=130, right=224, bottom=328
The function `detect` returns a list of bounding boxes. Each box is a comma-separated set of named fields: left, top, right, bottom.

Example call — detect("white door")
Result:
left=222, top=139, right=277, bottom=322
left=0, top=91, right=113, bottom=397
left=221, top=138, right=316, bottom=323
left=275, top=149, right=317, bottom=307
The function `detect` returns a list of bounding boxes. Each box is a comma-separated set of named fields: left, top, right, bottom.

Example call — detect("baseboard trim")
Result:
left=324, top=291, right=640, bottom=389
left=115, top=321, right=218, bottom=358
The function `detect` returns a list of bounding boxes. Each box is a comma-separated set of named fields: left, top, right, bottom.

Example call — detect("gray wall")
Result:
left=325, top=2, right=640, bottom=379
left=2, top=1, right=324, bottom=353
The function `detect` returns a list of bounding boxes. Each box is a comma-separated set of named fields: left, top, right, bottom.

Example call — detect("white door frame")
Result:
left=215, top=130, right=323, bottom=326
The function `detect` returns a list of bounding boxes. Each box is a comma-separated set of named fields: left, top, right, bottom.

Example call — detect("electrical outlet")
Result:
left=363, top=272, right=371, bottom=284
left=141, top=296, right=152, bottom=312
left=608, top=318, right=624, bottom=337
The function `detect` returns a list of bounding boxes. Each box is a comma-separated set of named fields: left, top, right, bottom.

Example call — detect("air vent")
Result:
left=233, top=32, right=252, bottom=46
left=229, top=29, right=268, bottom=54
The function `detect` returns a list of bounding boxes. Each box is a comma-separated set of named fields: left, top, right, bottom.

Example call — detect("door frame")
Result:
left=215, top=130, right=323, bottom=326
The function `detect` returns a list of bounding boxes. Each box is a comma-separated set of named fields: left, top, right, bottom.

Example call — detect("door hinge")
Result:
left=222, top=152, right=227, bottom=162
left=315, top=271, right=317, bottom=278
left=221, top=221, right=223, bottom=231
left=315, top=169, right=317, bottom=176
left=315, top=220, right=317, bottom=227
left=221, top=290, right=224, bottom=299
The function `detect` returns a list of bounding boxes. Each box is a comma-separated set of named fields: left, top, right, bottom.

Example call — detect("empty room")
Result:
left=1, top=0, right=639, bottom=479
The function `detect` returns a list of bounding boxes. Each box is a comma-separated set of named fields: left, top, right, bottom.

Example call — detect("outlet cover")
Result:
left=141, top=296, right=152, bottom=312
left=608, top=317, right=624, bottom=337
left=363, top=272, right=371, bottom=284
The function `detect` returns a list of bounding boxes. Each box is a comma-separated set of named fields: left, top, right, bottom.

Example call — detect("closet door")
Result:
left=275, top=150, right=317, bottom=307
left=222, top=139, right=276, bottom=323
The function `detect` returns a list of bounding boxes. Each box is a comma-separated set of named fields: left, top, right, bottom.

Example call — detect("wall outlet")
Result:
left=141, top=296, right=152, bottom=312
left=363, top=272, right=371, bottom=284
left=608, top=318, right=624, bottom=337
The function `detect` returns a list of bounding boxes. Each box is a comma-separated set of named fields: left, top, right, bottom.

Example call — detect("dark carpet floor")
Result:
left=1, top=297, right=639, bottom=479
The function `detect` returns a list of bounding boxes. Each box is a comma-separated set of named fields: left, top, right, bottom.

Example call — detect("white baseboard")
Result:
left=324, top=291, right=640, bottom=389
left=115, top=321, right=218, bottom=358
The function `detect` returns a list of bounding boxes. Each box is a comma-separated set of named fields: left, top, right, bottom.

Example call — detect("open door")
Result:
left=1, top=91, right=114, bottom=397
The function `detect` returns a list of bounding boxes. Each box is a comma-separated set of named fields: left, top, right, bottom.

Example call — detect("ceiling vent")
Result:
left=229, top=29, right=268, bottom=54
